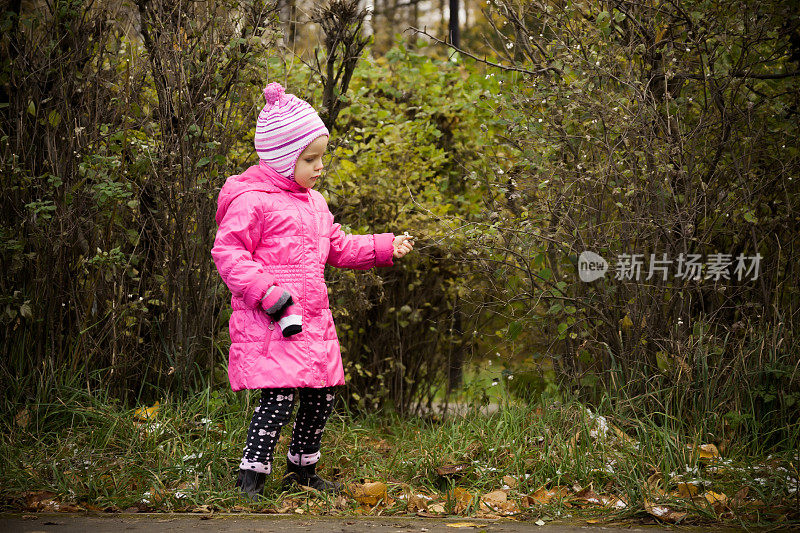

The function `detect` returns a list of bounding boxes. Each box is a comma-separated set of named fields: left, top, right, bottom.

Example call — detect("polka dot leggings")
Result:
left=239, top=387, right=336, bottom=474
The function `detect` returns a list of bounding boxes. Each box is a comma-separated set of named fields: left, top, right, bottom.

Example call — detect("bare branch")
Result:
left=407, top=26, right=559, bottom=77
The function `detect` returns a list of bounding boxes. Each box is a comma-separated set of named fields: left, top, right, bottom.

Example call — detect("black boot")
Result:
left=236, top=469, right=266, bottom=500
left=283, top=460, right=342, bottom=494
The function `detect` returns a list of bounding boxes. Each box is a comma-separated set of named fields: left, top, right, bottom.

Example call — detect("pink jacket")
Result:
left=212, top=164, right=395, bottom=390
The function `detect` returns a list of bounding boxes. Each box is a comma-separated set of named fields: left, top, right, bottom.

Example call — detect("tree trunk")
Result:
left=448, top=0, right=459, bottom=48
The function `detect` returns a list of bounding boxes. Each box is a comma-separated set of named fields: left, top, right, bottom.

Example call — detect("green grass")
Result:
left=0, top=378, right=797, bottom=526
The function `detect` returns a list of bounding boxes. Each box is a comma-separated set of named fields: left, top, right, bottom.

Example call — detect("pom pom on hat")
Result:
left=254, top=82, right=329, bottom=180
left=263, top=82, right=286, bottom=107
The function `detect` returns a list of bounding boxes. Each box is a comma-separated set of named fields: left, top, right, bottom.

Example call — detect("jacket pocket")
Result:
left=230, top=308, right=271, bottom=343
left=261, top=312, right=277, bottom=354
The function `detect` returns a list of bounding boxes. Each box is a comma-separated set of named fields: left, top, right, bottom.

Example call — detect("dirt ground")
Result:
left=0, top=513, right=736, bottom=533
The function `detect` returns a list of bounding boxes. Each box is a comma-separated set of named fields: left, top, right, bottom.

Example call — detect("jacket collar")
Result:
left=257, top=160, right=308, bottom=193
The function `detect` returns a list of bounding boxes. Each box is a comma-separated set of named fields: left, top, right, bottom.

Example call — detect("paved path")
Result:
left=0, top=513, right=737, bottom=532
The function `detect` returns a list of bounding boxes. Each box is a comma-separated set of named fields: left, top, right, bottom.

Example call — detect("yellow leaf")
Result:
left=447, top=524, right=479, bottom=529
left=677, top=482, right=699, bottom=498
left=688, top=443, right=721, bottom=461
left=704, top=490, right=728, bottom=514
left=447, top=487, right=475, bottom=513
left=699, top=443, right=720, bottom=460
left=134, top=401, right=160, bottom=421
left=620, top=314, right=633, bottom=329
left=349, top=481, right=387, bottom=506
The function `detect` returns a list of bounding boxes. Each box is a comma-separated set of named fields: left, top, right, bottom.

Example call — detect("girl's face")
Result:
left=294, top=135, right=328, bottom=189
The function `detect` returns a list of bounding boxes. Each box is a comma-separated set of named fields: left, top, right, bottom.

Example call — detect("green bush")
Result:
left=313, top=44, right=499, bottom=413
left=0, top=1, right=279, bottom=402
left=0, top=2, right=502, bottom=413
left=456, top=0, right=800, bottom=442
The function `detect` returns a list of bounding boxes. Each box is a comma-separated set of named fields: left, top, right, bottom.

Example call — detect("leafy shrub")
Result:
left=456, top=0, right=800, bottom=441
left=0, top=0, right=279, bottom=401
left=0, top=1, right=502, bottom=414
left=314, top=44, right=500, bottom=413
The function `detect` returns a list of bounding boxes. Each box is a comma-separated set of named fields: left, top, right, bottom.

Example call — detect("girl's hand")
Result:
left=393, top=232, right=414, bottom=259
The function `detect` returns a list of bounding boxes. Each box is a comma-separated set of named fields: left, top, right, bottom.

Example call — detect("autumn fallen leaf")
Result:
left=134, top=401, right=160, bottom=421
left=526, top=486, right=569, bottom=506
left=479, top=489, right=519, bottom=517
left=447, top=487, right=475, bottom=513
left=704, top=490, right=728, bottom=513
left=644, top=499, right=687, bottom=523
left=349, top=481, right=387, bottom=506
left=687, top=443, right=720, bottom=461
left=435, top=463, right=471, bottom=478
left=676, top=481, right=700, bottom=498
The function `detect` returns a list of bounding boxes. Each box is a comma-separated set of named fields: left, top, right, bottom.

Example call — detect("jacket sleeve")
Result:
left=211, top=192, right=276, bottom=308
left=327, top=220, right=395, bottom=270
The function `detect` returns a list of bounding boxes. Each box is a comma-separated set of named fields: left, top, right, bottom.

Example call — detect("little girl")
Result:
left=212, top=82, right=413, bottom=499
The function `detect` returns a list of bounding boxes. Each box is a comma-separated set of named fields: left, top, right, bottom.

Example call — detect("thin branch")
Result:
left=676, top=70, right=800, bottom=80
left=406, top=26, right=559, bottom=77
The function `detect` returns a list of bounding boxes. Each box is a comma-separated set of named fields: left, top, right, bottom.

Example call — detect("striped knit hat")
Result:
left=255, top=83, right=329, bottom=180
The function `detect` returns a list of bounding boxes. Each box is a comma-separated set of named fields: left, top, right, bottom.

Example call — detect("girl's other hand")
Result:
left=392, top=232, right=414, bottom=259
